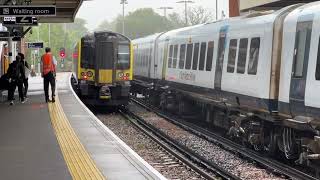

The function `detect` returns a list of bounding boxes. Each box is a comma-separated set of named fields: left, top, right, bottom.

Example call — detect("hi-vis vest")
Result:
left=41, top=53, right=55, bottom=76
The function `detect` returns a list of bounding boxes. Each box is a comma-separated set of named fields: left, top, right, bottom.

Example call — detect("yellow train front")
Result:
left=72, top=31, right=132, bottom=106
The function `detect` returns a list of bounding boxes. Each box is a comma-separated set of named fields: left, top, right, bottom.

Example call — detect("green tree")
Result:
left=95, top=20, right=115, bottom=31
left=113, top=8, right=172, bottom=39
left=168, top=6, right=214, bottom=27
left=25, top=18, right=88, bottom=71
left=187, top=6, right=214, bottom=25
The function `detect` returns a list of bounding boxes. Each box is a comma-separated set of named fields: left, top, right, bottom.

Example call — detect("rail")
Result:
left=130, top=97, right=319, bottom=180
left=119, top=108, right=239, bottom=180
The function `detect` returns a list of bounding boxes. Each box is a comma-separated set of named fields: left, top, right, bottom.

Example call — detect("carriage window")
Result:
left=237, top=38, right=248, bottom=74
left=227, top=39, right=237, bottom=73
left=192, top=43, right=200, bottom=70
left=185, top=44, right=193, bottom=70
left=316, top=37, right=320, bottom=80
left=248, top=37, right=260, bottom=75
left=172, top=45, right=178, bottom=68
left=206, top=41, right=214, bottom=71
left=294, top=23, right=312, bottom=78
left=199, top=42, right=207, bottom=71
left=179, top=44, right=186, bottom=69
left=168, top=45, right=173, bottom=68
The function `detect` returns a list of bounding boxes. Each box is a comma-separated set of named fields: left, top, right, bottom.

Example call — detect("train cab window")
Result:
left=185, top=44, right=193, bottom=70
left=227, top=39, right=237, bottom=73
left=199, top=42, right=207, bottom=71
left=237, top=38, right=248, bottom=74
left=206, top=41, right=214, bottom=71
left=179, top=44, right=186, bottom=69
left=316, top=37, right=320, bottom=80
left=81, top=39, right=95, bottom=69
left=192, top=43, right=200, bottom=70
left=117, top=44, right=130, bottom=69
left=173, top=45, right=178, bottom=68
left=168, top=45, right=173, bottom=68
left=248, top=37, right=260, bottom=75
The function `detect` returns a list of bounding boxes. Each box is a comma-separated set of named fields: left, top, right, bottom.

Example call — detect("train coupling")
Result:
left=99, top=85, right=111, bottom=100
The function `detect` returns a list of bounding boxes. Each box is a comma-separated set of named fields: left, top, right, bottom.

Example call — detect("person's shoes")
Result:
left=9, top=101, right=14, bottom=106
left=21, top=100, right=26, bottom=104
left=45, top=99, right=49, bottom=103
left=51, top=98, right=55, bottom=103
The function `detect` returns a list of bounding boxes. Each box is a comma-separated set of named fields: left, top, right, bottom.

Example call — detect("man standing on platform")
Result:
left=41, top=47, right=57, bottom=103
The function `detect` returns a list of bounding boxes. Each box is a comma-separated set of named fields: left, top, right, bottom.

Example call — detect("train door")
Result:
left=162, top=39, right=170, bottom=80
left=289, top=16, right=313, bottom=116
left=95, top=33, right=117, bottom=84
left=154, top=42, right=159, bottom=79
left=214, top=26, right=228, bottom=90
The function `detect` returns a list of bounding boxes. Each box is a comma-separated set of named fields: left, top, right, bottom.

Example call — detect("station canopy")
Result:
left=240, top=0, right=317, bottom=11
left=0, top=0, right=84, bottom=23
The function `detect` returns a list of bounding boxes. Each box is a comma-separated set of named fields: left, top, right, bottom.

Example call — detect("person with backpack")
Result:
left=41, top=47, right=56, bottom=103
left=7, top=55, right=26, bottom=105
left=18, top=53, right=30, bottom=99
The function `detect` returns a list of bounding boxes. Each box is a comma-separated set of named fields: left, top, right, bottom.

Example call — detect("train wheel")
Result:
left=264, top=129, right=279, bottom=156
left=283, top=127, right=298, bottom=160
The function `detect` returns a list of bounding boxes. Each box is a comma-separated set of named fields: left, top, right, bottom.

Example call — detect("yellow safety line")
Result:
left=48, top=97, right=106, bottom=180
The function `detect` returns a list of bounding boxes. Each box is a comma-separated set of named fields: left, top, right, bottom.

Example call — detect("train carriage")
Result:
left=72, top=31, right=132, bottom=106
left=131, top=2, right=320, bottom=172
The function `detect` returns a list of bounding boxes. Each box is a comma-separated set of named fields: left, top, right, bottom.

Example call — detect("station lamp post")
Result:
left=120, top=0, right=128, bottom=35
left=176, top=0, right=194, bottom=26
left=159, top=7, right=174, bottom=18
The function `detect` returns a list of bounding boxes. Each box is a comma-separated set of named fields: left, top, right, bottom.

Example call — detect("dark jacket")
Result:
left=0, top=74, right=9, bottom=90
left=7, top=60, right=25, bottom=81
left=23, top=60, right=29, bottom=69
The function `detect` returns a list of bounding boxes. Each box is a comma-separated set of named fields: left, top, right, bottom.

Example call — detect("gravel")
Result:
left=97, top=113, right=206, bottom=180
left=129, top=102, right=287, bottom=180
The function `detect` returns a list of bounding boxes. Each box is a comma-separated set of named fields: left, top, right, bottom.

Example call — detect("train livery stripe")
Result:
left=48, top=96, right=105, bottom=180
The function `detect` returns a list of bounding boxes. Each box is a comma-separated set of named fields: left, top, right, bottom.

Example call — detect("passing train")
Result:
left=131, top=2, right=320, bottom=171
left=72, top=31, right=132, bottom=106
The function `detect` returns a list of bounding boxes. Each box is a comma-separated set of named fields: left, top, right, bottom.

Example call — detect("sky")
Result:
left=76, top=0, right=229, bottom=30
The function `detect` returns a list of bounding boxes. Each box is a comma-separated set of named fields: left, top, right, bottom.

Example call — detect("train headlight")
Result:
left=125, top=73, right=130, bottom=77
left=118, top=72, right=124, bottom=78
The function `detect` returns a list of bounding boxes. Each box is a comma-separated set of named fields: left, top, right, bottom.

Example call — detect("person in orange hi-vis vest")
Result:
left=41, top=47, right=57, bottom=103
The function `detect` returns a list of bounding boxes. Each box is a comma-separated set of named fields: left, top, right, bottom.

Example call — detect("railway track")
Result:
left=120, top=109, right=238, bottom=180
left=130, top=97, right=319, bottom=180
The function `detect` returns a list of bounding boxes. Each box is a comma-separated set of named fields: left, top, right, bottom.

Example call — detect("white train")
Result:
left=132, top=2, right=320, bottom=171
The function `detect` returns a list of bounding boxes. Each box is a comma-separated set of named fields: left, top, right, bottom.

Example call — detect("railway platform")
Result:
left=0, top=73, right=165, bottom=180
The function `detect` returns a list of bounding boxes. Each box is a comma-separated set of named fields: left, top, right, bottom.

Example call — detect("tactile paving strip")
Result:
left=48, top=97, right=106, bottom=180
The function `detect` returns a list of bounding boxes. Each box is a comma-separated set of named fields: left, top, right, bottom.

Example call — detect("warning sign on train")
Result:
left=0, top=6, right=56, bottom=17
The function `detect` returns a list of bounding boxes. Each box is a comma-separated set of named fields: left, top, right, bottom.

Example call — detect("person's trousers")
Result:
left=23, top=78, right=28, bottom=97
left=8, top=80, right=24, bottom=101
left=43, top=72, right=56, bottom=101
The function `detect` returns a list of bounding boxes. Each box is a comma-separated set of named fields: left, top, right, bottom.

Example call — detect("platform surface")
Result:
left=0, top=76, right=71, bottom=180
left=0, top=73, right=165, bottom=180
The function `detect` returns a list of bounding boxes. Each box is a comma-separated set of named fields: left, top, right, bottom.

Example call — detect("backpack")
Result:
left=8, top=61, right=22, bottom=80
